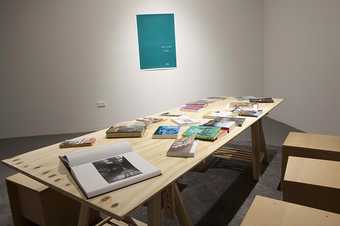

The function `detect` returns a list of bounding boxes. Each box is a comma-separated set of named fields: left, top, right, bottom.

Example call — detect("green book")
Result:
left=182, top=126, right=221, bottom=141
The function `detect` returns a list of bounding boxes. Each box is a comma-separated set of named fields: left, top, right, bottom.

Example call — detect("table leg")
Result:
left=77, top=203, right=100, bottom=226
left=148, top=192, right=161, bottom=226
left=173, top=183, right=193, bottom=226
left=251, top=119, right=267, bottom=180
left=258, top=119, right=268, bottom=163
left=6, top=180, right=34, bottom=226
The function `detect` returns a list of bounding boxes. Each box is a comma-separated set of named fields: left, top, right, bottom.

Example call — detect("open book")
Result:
left=60, top=142, right=161, bottom=198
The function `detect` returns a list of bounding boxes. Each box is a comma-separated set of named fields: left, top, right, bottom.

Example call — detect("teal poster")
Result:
left=136, top=14, right=177, bottom=70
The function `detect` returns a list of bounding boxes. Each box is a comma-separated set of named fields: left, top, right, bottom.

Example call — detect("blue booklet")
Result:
left=152, top=125, right=179, bottom=139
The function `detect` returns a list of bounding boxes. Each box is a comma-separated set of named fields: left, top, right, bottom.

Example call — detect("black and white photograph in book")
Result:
left=92, top=156, right=142, bottom=184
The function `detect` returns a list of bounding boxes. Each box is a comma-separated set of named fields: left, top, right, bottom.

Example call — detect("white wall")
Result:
left=0, top=0, right=264, bottom=138
left=264, top=0, right=340, bottom=135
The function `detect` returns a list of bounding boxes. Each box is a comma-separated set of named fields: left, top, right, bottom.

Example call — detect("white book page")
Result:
left=65, top=142, right=132, bottom=167
left=71, top=151, right=161, bottom=198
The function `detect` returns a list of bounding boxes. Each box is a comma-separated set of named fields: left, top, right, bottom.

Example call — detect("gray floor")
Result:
left=0, top=117, right=300, bottom=226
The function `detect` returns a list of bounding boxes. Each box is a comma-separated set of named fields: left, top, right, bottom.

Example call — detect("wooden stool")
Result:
left=282, top=132, right=340, bottom=182
left=241, top=195, right=340, bottom=226
left=6, top=173, right=81, bottom=226
left=283, top=157, right=340, bottom=214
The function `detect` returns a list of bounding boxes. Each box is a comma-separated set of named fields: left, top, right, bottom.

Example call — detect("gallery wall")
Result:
left=264, top=0, right=340, bottom=135
left=0, top=0, right=264, bottom=138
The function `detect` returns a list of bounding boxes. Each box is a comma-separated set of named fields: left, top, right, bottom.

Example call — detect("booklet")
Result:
left=60, top=142, right=161, bottom=198
left=167, top=136, right=198, bottom=157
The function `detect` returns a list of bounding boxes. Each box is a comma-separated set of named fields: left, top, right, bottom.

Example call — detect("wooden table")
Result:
left=2, top=97, right=282, bottom=226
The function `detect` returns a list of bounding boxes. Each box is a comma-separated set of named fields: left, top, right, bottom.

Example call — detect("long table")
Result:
left=2, top=97, right=283, bottom=226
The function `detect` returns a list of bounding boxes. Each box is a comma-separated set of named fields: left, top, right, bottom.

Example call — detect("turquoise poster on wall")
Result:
left=136, top=13, right=177, bottom=70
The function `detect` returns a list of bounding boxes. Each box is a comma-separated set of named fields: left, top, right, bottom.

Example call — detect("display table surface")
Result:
left=2, top=97, right=283, bottom=226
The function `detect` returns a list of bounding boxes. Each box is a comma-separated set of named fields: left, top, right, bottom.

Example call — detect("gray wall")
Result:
left=264, top=0, right=340, bottom=135
left=0, top=0, right=264, bottom=138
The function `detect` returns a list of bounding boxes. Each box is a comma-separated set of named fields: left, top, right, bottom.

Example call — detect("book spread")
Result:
left=60, top=142, right=161, bottom=198
left=152, top=125, right=180, bottom=139
left=183, top=126, right=221, bottom=141
left=106, top=121, right=146, bottom=138
left=167, top=136, right=198, bottom=157
left=59, top=137, right=96, bottom=148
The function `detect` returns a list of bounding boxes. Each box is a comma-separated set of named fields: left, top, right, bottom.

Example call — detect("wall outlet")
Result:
left=96, top=101, right=106, bottom=108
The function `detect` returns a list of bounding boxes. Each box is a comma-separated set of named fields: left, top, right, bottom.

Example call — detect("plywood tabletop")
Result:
left=241, top=196, right=340, bottom=226
left=284, top=156, right=340, bottom=189
left=283, top=132, right=340, bottom=152
left=2, top=97, right=283, bottom=219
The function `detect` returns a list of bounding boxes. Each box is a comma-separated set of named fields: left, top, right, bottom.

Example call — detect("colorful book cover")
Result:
left=153, top=125, right=179, bottom=139
left=167, top=136, right=197, bottom=157
left=183, top=126, right=221, bottom=141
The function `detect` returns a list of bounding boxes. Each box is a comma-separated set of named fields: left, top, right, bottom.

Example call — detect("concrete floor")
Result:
left=0, top=117, right=300, bottom=226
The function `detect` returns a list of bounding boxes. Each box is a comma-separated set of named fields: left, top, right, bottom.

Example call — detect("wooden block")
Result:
left=282, top=132, right=340, bottom=182
left=283, top=157, right=340, bottom=214
left=241, top=196, right=340, bottom=226
left=6, top=173, right=81, bottom=226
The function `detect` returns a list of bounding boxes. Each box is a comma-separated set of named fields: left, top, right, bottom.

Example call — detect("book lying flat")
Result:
left=180, top=105, right=205, bottom=112
left=204, top=118, right=236, bottom=132
left=152, top=125, right=179, bottom=139
left=222, top=117, right=246, bottom=127
left=60, top=142, right=161, bottom=198
left=183, top=126, right=221, bottom=141
left=238, top=110, right=262, bottom=117
left=171, top=115, right=201, bottom=126
left=249, top=97, right=274, bottom=103
left=106, top=121, right=146, bottom=138
left=206, top=96, right=227, bottom=100
left=203, top=111, right=236, bottom=119
left=167, top=136, right=198, bottom=157
left=59, top=137, right=96, bottom=148
left=136, top=117, right=165, bottom=126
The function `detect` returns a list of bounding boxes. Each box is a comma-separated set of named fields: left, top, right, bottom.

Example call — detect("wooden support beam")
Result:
left=148, top=192, right=161, bottom=226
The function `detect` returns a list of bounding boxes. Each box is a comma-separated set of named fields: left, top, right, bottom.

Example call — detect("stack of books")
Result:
left=106, top=121, right=147, bottom=138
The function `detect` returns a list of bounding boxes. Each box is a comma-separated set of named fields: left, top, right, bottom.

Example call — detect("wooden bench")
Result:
left=6, top=173, right=81, bottom=226
left=283, top=157, right=340, bottom=214
left=282, top=132, right=340, bottom=182
left=241, top=195, right=340, bottom=226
